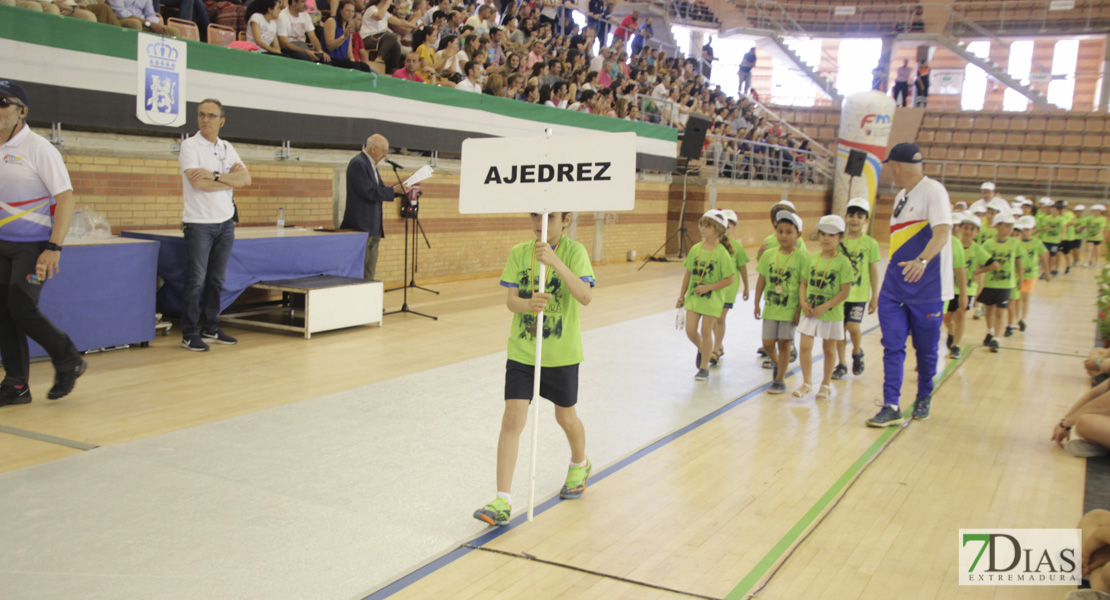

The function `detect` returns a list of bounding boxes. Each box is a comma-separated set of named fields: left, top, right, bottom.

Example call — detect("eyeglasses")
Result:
left=197, top=112, right=223, bottom=120
left=0, top=98, right=25, bottom=109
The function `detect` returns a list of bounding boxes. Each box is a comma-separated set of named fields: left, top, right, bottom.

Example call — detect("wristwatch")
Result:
left=213, top=171, right=221, bottom=182
left=45, top=242, right=62, bottom=252
left=916, top=257, right=927, bottom=266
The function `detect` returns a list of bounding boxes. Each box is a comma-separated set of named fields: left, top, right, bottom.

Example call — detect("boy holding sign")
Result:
left=474, top=212, right=596, bottom=527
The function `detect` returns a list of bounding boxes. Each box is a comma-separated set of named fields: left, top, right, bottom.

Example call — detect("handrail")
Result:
left=703, top=132, right=832, bottom=186
left=946, top=0, right=1099, bottom=34
left=889, top=158, right=1110, bottom=199
left=944, top=8, right=1054, bottom=80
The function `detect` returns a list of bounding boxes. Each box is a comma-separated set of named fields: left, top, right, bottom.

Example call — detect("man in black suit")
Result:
left=342, top=134, right=402, bottom=281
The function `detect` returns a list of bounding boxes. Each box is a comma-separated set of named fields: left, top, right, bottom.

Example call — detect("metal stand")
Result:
left=639, top=159, right=694, bottom=270
left=384, top=164, right=438, bottom=320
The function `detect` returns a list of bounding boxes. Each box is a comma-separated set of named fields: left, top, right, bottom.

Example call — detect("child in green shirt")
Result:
left=974, top=213, right=1023, bottom=353
left=710, top=209, right=751, bottom=365
left=755, top=210, right=808, bottom=395
left=1039, top=200, right=1064, bottom=276
left=795, top=215, right=855, bottom=401
left=756, top=200, right=805, bottom=364
left=474, top=212, right=596, bottom=527
left=833, top=198, right=880, bottom=380
left=943, top=223, right=968, bottom=357
left=949, top=213, right=990, bottom=359
left=1016, top=216, right=1049, bottom=333
left=677, top=210, right=737, bottom=381
left=1087, top=204, right=1107, bottom=268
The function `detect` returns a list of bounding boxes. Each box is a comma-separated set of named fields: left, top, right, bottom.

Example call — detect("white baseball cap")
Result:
left=721, top=209, right=739, bottom=224
left=970, top=199, right=988, bottom=211
left=846, top=197, right=871, bottom=214
left=981, top=182, right=996, bottom=191
left=1014, top=195, right=1027, bottom=203
left=775, top=210, right=803, bottom=231
left=773, top=200, right=797, bottom=211
left=702, top=209, right=728, bottom=228
left=987, top=198, right=1010, bottom=213
left=816, top=214, right=846, bottom=234
left=1039, top=197, right=1054, bottom=207
left=1077, top=204, right=1087, bottom=211
left=1016, top=216, right=1037, bottom=230
left=1095, top=204, right=1106, bottom=212
left=961, top=214, right=982, bottom=228
left=954, top=201, right=968, bottom=210
left=950, top=211, right=966, bottom=224
left=993, top=212, right=1016, bottom=226
left=971, top=205, right=988, bottom=215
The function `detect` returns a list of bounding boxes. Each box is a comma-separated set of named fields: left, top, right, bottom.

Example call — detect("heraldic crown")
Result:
left=147, top=39, right=179, bottom=71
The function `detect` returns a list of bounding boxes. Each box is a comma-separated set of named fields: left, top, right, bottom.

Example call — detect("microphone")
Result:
left=385, top=159, right=403, bottom=170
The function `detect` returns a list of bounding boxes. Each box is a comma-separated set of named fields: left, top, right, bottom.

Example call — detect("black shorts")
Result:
left=1091, top=240, right=1103, bottom=246
left=723, top=302, right=734, bottom=309
left=1044, top=241, right=1060, bottom=256
left=947, top=295, right=973, bottom=313
left=1063, top=239, right=1078, bottom=253
left=504, top=360, right=580, bottom=407
left=977, top=287, right=1011, bottom=308
left=844, top=301, right=866, bottom=323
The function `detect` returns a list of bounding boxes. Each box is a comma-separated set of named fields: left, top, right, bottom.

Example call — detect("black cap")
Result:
left=884, top=142, right=923, bottom=164
left=0, top=79, right=29, bottom=107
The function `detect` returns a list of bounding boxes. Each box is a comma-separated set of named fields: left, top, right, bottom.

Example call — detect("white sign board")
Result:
left=136, top=33, right=187, bottom=127
left=930, top=68, right=965, bottom=96
left=834, top=6, right=857, bottom=16
left=459, top=131, right=637, bottom=214
left=1049, top=0, right=1075, bottom=10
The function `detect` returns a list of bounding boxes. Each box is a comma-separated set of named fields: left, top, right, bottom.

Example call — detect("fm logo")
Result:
left=860, top=113, right=891, bottom=128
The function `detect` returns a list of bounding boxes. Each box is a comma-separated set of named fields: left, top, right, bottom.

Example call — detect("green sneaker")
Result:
left=473, top=497, right=511, bottom=526
left=559, top=460, right=591, bottom=499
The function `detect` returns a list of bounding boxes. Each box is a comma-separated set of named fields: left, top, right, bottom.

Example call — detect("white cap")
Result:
left=816, top=214, right=846, bottom=234
left=954, top=201, right=968, bottom=210
left=1077, top=204, right=1087, bottom=211
left=981, top=182, right=996, bottom=191
left=971, top=205, right=988, bottom=215
left=775, top=210, right=803, bottom=231
left=1095, top=204, right=1106, bottom=211
left=702, top=209, right=728, bottom=228
left=987, top=198, right=1010, bottom=213
left=774, top=200, right=796, bottom=211
left=992, top=212, right=1016, bottom=227
left=1016, top=216, right=1037, bottom=230
left=969, top=199, right=987, bottom=211
left=950, top=211, right=966, bottom=224
left=1014, top=195, right=1026, bottom=203
left=961, top=214, right=982, bottom=228
left=846, top=197, right=871, bottom=214
left=1039, top=197, right=1054, bottom=207
left=721, top=209, right=738, bottom=224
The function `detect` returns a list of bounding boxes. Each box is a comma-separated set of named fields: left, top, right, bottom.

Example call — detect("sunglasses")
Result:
left=0, top=98, right=25, bottom=109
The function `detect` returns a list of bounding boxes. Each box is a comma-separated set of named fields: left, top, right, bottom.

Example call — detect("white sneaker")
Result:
left=1066, top=430, right=1110, bottom=458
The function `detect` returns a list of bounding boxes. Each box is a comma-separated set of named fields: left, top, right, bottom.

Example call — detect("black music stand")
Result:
left=384, top=164, right=438, bottom=320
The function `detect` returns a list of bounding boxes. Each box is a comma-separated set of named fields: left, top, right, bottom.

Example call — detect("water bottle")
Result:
left=277, top=207, right=285, bottom=230
left=675, top=307, right=685, bottom=330
left=73, top=209, right=86, bottom=237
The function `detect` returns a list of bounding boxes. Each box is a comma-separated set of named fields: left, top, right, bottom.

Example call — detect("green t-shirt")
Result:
left=802, top=252, right=855, bottom=322
left=982, top=237, right=1022, bottom=290
left=1063, top=211, right=1077, bottom=241
left=763, top=233, right=809, bottom=255
left=500, top=235, right=595, bottom=367
left=1022, top=238, right=1047, bottom=280
left=683, top=241, right=737, bottom=318
left=1087, top=216, right=1107, bottom=241
left=723, top=238, right=751, bottom=304
left=963, top=240, right=990, bottom=296
left=756, top=245, right=809, bottom=322
left=843, top=234, right=881, bottom=303
left=950, top=236, right=966, bottom=295
left=1040, top=214, right=1064, bottom=244
left=1034, top=213, right=1046, bottom=240
left=977, top=224, right=998, bottom=246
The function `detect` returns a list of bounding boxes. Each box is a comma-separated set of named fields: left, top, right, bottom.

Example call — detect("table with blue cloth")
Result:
left=30, top=236, right=159, bottom=358
left=120, top=227, right=368, bottom=316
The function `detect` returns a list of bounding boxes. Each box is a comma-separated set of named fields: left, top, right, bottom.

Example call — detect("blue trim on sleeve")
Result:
left=500, top=281, right=519, bottom=288
left=581, top=276, right=595, bottom=288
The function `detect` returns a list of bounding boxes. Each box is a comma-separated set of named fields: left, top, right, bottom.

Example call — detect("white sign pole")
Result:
left=527, top=212, right=549, bottom=522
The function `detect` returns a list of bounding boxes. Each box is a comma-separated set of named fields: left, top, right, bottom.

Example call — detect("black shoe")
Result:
left=912, top=395, right=932, bottom=420
left=1018, top=320, right=1026, bottom=332
left=990, top=338, right=1000, bottom=353
left=1066, top=266, right=1071, bottom=274
left=832, top=363, right=848, bottom=380
left=983, top=334, right=993, bottom=347
left=949, top=345, right=961, bottom=359
left=946, top=333, right=954, bottom=349
left=201, top=328, right=238, bottom=345
left=695, top=351, right=701, bottom=368
left=852, top=351, right=864, bottom=376
left=47, top=359, right=87, bottom=400
left=0, top=384, right=32, bottom=407
left=182, top=336, right=210, bottom=352
left=757, top=348, right=767, bottom=357
left=1052, top=270, right=1059, bottom=276
left=790, top=347, right=798, bottom=363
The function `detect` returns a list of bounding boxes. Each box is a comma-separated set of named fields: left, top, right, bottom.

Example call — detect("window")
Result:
left=1003, top=40, right=1034, bottom=112
left=961, top=41, right=990, bottom=111
left=1048, top=39, right=1079, bottom=110
left=771, top=38, right=821, bottom=106
left=837, top=38, right=883, bottom=97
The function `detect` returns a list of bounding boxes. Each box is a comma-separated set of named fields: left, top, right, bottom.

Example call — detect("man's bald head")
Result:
left=366, top=134, right=389, bottom=163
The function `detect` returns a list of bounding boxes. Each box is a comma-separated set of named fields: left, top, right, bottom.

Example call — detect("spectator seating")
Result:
left=207, top=23, right=236, bottom=46
left=168, top=17, right=200, bottom=41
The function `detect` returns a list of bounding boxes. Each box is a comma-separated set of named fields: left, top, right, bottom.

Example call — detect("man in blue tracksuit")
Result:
left=867, top=143, right=953, bottom=427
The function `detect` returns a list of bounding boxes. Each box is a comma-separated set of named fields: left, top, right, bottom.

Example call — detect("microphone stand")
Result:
left=384, top=162, right=438, bottom=321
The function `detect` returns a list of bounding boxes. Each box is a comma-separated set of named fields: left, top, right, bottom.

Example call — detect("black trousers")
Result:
left=892, top=81, right=910, bottom=106
left=0, top=239, right=81, bottom=385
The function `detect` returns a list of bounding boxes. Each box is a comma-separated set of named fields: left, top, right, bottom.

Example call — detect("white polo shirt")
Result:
left=0, top=125, right=72, bottom=242
left=179, top=131, right=242, bottom=224
left=276, top=8, right=313, bottom=43
left=454, top=78, right=482, bottom=93
left=883, top=175, right=954, bottom=304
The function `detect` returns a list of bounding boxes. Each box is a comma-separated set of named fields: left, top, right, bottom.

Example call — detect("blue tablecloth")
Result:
left=30, top=239, right=159, bottom=358
left=119, top=229, right=368, bottom=316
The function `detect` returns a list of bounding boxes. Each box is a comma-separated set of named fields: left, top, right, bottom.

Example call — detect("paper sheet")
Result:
left=403, top=164, right=435, bottom=188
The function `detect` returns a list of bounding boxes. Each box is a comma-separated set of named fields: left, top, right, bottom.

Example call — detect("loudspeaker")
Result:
left=845, top=149, right=867, bottom=177
left=679, top=114, right=712, bottom=160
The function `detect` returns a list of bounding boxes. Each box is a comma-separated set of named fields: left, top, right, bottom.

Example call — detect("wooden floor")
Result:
left=0, top=254, right=1098, bottom=600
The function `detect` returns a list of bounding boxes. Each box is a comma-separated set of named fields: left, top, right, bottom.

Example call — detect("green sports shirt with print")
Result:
left=982, top=237, right=1022, bottom=290
left=763, top=233, right=809, bottom=255
left=683, top=241, right=737, bottom=318
left=500, top=235, right=595, bottom=367
left=1040, top=214, right=1064, bottom=244
left=1063, top=211, right=1077, bottom=241
left=842, top=234, right=880, bottom=303
left=756, top=245, right=809, bottom=322
left=802, top=252, right=855, bottom=322
left=977, top=224, right=998, bottom=246
left=723, top=238, right=751, bottom=304
left=962, top=240, right=990, bottom=296
left=1088, top=216, right=1107, bottom=242
left=950, top=236, right=966, bottom=295
left=1022, top=238, right=1047, bottom=280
